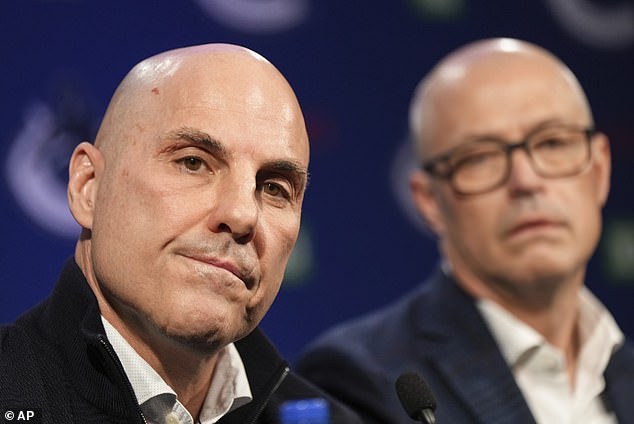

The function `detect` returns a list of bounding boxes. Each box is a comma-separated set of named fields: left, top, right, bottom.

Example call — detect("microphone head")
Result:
left=395, top=372, right=437, bottom=420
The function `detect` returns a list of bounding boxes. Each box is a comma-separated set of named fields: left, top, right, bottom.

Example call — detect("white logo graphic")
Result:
left=544, top=0, right=634, bottom=49
left=193, top=0, right=309, bottom=33
left=5, top=102, right=80, bottom=239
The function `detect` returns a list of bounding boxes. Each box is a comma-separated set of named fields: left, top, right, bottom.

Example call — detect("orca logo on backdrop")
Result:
left=5, top=92, right=96, bottom=239
left=193, top=0, right=310, bottom=33
left=544, top=0, right=634, bottom=49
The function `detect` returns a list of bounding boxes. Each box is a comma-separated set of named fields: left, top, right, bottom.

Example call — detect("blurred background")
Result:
left=1, top=0, right=633, bottom=363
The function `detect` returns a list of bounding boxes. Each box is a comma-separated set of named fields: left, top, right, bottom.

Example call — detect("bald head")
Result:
left=409, top=38, right=592, bottom=161
left=95, top=43, right=307, bottom=160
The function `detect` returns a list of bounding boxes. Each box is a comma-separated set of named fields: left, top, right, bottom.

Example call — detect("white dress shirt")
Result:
left=477, top=287, right=624, bottom=424
left=102, top=317, right=253, bottom=424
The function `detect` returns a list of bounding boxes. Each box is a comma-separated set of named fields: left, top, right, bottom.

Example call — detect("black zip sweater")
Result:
left=0, top=258, right=362, bottom=424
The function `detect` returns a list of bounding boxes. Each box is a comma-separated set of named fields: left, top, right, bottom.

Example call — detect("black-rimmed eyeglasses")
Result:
left=421, top=126, right=596, bottom=195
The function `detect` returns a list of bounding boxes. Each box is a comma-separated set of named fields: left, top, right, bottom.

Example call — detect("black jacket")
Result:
left=0, top=258, right=362, bottom=424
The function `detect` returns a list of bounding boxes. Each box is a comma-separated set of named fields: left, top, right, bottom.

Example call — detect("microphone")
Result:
left=395, top=372, right=437, bottom=424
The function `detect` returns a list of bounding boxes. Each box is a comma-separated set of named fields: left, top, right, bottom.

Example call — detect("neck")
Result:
left=152, top=347, right=219, bottom=418
left=107, top=306, right=220, bottom=417
left=446, top=256, right=584, bottom=387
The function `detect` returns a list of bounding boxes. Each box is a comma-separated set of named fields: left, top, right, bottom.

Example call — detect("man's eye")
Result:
left=180, top=156, right=204, bottom=171
left=263, top=183, right=281, bottom=196
left=457, top=151, right=498, bottom=168
left=262, top=182, right=289, bottom=199
left=535, top=137, right=569, bottom=150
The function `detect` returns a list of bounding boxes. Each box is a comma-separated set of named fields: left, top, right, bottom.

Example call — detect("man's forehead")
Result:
left=102, top=45, right=308, bottom=163
left=144, top=59, right=302, bottom=126
left=420, top=60, right=589, bottom=155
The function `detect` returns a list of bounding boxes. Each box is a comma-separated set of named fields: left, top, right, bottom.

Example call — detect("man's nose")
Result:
left=207, top=175, right=258, bottom=244
left=505, top=148, right=544, bottom=194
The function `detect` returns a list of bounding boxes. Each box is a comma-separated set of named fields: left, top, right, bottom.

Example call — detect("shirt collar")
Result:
left=200, top=342, right=252, bottom=421
left=101, top=317, right=253, bottom=423
left=476, top=287, right=624, bottom=369
left=102, top=317, right=173, bottom=405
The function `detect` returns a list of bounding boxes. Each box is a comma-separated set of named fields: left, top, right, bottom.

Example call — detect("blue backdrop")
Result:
left=1, top=0, right=633, bottom=363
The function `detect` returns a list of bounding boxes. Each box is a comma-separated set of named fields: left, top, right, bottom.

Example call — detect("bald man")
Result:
left=297, top=38, right=634, bottom=423
left=0, top=44, right=361, bottom=424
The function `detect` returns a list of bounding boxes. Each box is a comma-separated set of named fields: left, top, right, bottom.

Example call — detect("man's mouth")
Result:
left=507, top=218, right=562, bottom=238
left=182, top=253, right=255, bottom=289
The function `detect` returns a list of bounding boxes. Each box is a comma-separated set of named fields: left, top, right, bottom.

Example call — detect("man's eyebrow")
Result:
left=163, top=126, right=309, bottom=187
left=162, top=126, right=230, bottom=158
left=467, top=119, right=580, bottom=142
left=261, top=160, right=310, bottom=189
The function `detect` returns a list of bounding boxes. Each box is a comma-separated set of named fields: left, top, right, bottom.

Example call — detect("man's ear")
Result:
left=591, top=132, right=611, bottom=207
left=67, top=142, right=104, bottom=229
left=410, top=169, right=446, bottom=237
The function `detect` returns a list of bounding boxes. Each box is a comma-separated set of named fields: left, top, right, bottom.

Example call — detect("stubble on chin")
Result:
left=153, top=309, right=257, bottom=355
left=159, top=326, right=227, bottom=355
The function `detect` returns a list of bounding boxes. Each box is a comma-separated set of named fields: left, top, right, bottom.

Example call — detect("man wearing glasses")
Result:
left=297, top=38, right=634, bottom=423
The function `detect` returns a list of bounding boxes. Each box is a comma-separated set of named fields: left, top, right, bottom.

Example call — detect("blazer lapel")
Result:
left=604, top=342, right=634, bottom=421
left=414, top=271, right=536, bottom=424
left=431, top=339, right=536, bottom=424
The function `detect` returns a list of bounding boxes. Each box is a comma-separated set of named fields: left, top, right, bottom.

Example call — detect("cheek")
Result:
left=458, top=211, right=498, bottom=255
left=91, top=170, right=190, bottom=274
left=255, top=212, right=300, bottom=292
left=262, top=232, right=297, bottom=285
left=562, top=180, right=603, bottom=242
left=261, top=207, right=301, bottom=256
left=443, top=196, right=500, bottom=248
left=108, top=168, right=195, bottom=230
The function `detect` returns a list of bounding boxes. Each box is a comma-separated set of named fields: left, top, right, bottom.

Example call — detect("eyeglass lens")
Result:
left=448, top=127, right=592, bottom=195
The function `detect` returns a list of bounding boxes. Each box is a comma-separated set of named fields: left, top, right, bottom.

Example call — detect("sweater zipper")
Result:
left=97, top=335, right=148, bottom=424
left=246, top=365, right=290, bottom=424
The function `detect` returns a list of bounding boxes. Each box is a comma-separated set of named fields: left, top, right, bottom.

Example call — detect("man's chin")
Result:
left=158, top=325, right=228, bottom=355
left=158, top=319, right=251, bottom=355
